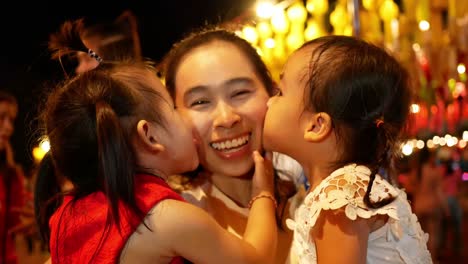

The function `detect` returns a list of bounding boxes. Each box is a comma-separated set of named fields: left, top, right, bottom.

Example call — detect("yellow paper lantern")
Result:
left=379, top=0, right=399, bottom=22
left=242, top=25, right=259, bottom=45
left=330, top=4, right=348, bottom=32
left=287, top=2, right=308, bottom=23
left=306, top=0, right=328, bottom=16
left=271, top=8, right=290, bottom=34
left=305, top=18, right=320, bottom=40
left=256, top=21, right=272, bottom=39
left=286, top=32, right=305, bottom=51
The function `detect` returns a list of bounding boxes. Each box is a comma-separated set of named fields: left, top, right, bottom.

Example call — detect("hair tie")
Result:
left=87, top=49, right=103, bottom=63
left=375, top=118, right=384, bottom=128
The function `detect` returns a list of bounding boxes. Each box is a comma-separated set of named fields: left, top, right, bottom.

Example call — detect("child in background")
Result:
left=36, top=27, right=277, bottom=263
left=263, top=35, right=432, bottom=263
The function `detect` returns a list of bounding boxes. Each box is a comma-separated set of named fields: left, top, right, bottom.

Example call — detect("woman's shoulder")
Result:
left=273, top=152, right=304, bottom=183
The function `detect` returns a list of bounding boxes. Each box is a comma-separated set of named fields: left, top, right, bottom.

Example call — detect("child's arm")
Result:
left=312, top=209, right=370, bottom=264
left=147, top=151, right=276, bottom=263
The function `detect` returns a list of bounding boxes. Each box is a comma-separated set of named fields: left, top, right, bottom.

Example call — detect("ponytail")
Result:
left=95, top=101, right=142, bottom=231
left=363, top=124, right=398, bottom=209
left=48, top=19, right=89, bottom=60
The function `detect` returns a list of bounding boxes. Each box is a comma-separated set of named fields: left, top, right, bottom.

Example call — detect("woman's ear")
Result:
left=136, top=120, right=165, bottom=153
left=303, top=112, right=332, bottom=142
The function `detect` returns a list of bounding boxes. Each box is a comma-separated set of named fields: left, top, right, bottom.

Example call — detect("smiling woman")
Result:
left=163, top=27, right=305, bottom=264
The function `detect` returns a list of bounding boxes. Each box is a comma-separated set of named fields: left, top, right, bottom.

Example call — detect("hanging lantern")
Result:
left=306, top=0, right=328, bottom=16
left=271, top=8, right=290, bottom=34
left=305, top=18, right=321, bottom=40
left=287, top=2, right=308, bottom=24
left=242, top=25, right=259, bottom=45
left=330, top=4, right=349, bottom=34
left=256, top=21, right=273, bottom=39
left=379, top=0, right=399, bottom=22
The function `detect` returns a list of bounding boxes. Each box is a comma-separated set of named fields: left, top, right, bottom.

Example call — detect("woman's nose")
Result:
left=212, top=102, right=241, bottom=129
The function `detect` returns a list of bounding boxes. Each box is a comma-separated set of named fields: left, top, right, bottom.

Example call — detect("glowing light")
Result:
left=416, top=140, right=425, bottom=149
left=271, top=9, right=289, bottom=34
left=306, top=0, right=328, bottom=15
left=379, top=0, right=399, bottom=22
left=287, top=2, right=307, bottom=23
left=257, top=22, right=272, bottom=39
left=402, top=143, right=413, bottom=156
left=463, top=172, right=468, bottom=181
left=33, top=137, right=50, bottom=163
left=457, top=64, right=466, bottom=74
left=446, top=137, right=457, bottom=147
left=265, top=38, right=275, bottom=48
left=242, top=26, right=259, bottom=45
left=305, top=19, right=320, bottom=40
left=256, top=1, right=276, bottom=19
left=39, top=138, right=50, bottom=152
left=419, top=20, right=430, bottom=31
left=463, top=131, right=468, bottom=141
left=410, top=103, right=420, bottom=113
left=439, top=138, right=447, bottom=146
left=459, top=140, right=467, bottom=149
left=427, top=139, right=435, bottom=149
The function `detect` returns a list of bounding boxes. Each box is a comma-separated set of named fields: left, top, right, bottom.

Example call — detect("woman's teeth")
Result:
left=211, top=135, right=249, bottom=151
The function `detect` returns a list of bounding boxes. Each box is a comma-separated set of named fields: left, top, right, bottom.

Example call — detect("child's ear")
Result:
left=303, top=112, right=332, bottom=142
left=136, top=120, right=165, bottom=153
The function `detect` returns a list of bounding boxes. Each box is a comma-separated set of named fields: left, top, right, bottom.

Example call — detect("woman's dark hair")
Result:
left=163, top=26, right=295, bottom=227
left=299, top=35, right=412, bottom=209
left=36, top=60, right=168, bottom=258
left=162, top=26, right=275, bottom=97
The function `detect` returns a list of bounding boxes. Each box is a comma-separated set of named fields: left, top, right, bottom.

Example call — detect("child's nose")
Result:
left=267, top=97, right=273, bottom=108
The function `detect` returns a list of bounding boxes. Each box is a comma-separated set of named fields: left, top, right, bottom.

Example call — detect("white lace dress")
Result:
left=286, top=164, right=432, bottom=264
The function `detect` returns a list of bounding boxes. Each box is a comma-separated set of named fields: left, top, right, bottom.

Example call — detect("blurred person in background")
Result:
left=0, top=91, right=26, bottom=264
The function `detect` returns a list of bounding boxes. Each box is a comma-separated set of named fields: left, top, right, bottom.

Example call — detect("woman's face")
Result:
left=174, top=41, right=269, bottom=178
left=0, top=101, right=17, bottom=151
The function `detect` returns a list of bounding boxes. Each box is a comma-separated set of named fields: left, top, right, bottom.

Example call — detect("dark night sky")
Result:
left=0, top=0, right=255, bottom=173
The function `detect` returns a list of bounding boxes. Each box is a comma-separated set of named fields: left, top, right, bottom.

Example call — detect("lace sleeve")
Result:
left=295, top=164, right=400, bottom=229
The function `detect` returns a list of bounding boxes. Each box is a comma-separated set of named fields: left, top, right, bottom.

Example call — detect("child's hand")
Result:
left=251, top=151, right=274, bottom=197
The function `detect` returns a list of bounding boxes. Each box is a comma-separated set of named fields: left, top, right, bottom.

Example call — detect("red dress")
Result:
left=49, top=174, right=187, bottom=264
left=0, top=169, right=25, bottom=264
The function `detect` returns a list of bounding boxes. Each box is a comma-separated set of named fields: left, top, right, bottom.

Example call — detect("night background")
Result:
left=0, top=0, right=255, bottom=174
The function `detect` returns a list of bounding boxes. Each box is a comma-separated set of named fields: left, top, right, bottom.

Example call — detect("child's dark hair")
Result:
left=36, top=60, right=169, bottom=258
left=48, top=10, right=141, bottom=64
left=162, top=26, right=296, bottom=226
left=300, top=35, right=412, bottom=208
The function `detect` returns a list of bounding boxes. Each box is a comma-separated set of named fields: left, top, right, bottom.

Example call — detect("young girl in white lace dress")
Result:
left=264, top=35, right=432, bottom=263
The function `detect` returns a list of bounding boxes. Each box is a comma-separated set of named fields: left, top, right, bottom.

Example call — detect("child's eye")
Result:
left=273, top=87, right=282, bottom=96
left=232, top=90, right=250, bottom=98
left=190, top=100, right=209, bottom=107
